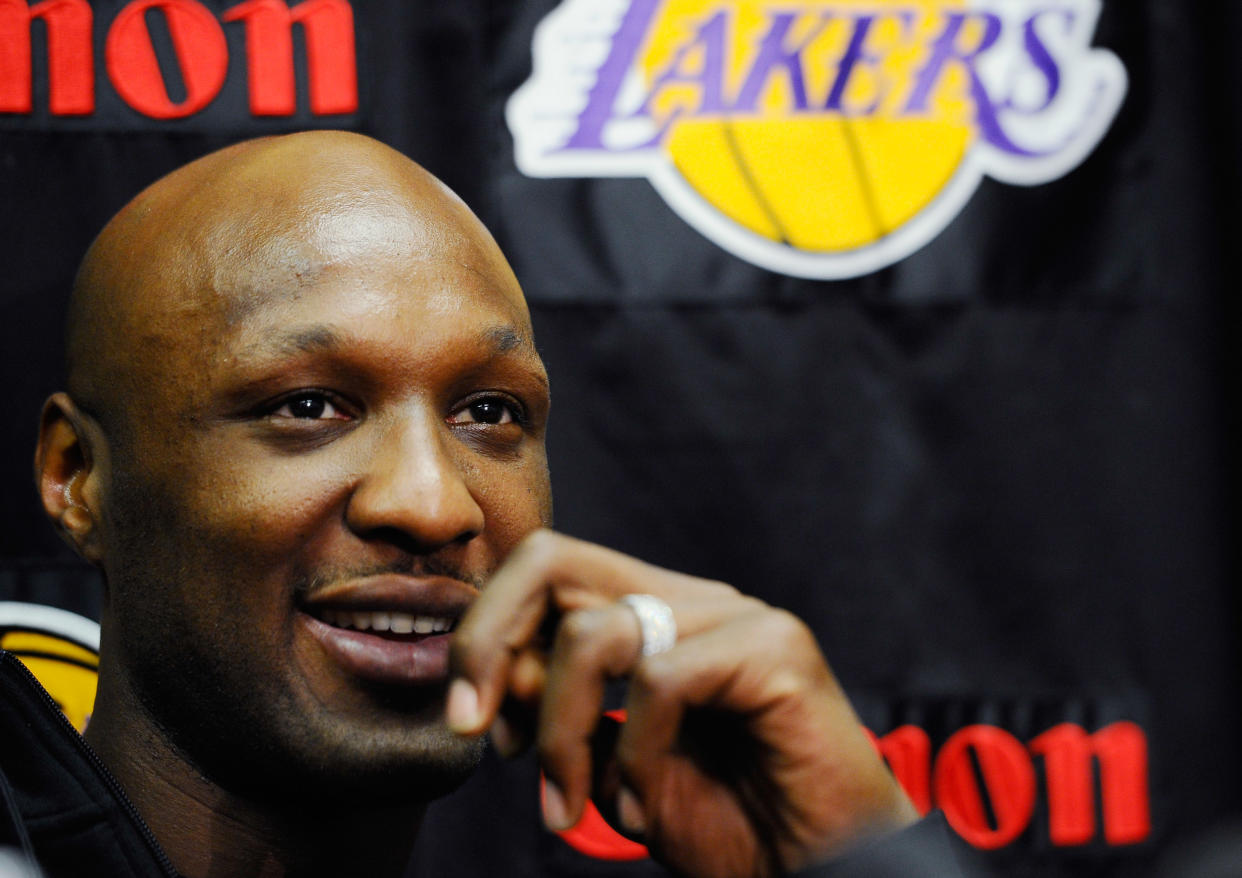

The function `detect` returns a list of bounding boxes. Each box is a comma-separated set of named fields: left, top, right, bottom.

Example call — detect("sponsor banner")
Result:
left=508, top=0, right=1127, bottom=278
left=0, top=0, right=361, bottom=131
left=550, top=694, right=1152, bottom=863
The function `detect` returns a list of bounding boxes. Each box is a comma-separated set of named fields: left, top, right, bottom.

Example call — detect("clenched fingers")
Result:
left=447, top=529, right=741, bottom=738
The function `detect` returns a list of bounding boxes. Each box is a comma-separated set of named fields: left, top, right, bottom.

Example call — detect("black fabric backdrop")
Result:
left=1, top=2, right=1238, bottom=876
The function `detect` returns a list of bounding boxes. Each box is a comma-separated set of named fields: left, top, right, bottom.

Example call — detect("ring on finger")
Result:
left=619, top=594, right=677, bottom=657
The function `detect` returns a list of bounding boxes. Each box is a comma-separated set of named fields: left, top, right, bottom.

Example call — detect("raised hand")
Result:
left=447, top=530, right=918, bottom=878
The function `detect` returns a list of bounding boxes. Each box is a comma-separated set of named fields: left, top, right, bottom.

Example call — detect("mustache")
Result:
left=292, top=557, right=488, bottom=600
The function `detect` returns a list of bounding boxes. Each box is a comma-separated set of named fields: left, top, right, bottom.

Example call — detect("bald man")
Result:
left=0, top=132, right=959, bottom=878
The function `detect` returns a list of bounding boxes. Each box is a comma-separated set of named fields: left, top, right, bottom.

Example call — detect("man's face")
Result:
left=93, top=185, right=552, bottom=802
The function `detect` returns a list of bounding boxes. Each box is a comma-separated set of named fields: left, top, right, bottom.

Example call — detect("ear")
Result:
left=34, top=392, right=108, bottom=564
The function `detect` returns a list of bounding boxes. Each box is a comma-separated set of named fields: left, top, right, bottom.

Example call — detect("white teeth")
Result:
left=320, top=610, right=453, bottom=634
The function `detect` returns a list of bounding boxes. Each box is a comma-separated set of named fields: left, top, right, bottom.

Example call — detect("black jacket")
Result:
left=793, top=815, right=977, bottom=878
left=0, top=650, right=177, bottom=877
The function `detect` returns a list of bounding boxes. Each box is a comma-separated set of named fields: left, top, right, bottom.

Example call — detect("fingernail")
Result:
left=617, top=785, right=646, bottom=834
left=542, top=779, right=572, bottom=831
left=490, top=714, right=520, bottom=758
left=446, top=679, right=480, bottom=733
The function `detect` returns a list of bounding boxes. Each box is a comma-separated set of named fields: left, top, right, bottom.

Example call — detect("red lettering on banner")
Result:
left=0, top=0, right=92, bottom=114
left=551, top=709, right=649, bottom=862
left=222, top=0, right=291, bottom=114
left=223, top=0, right=356, bottom=116
left=875, top=725, right=933, bottom=816
left=1091, top=722, right=1151, bottom=845
left=545, top=775, right=649, bottom=862
left=564, top=719, right=1150, bottom=860
left=1030, top=723, right=1097, bottom=845
left=2, top=0, right=357, bottom=120
left=289, top=0, right=354, bottom=113
left=105, top=0, right=227, bottom=118
left=933, top=725, right=1036, bottom=850
left=1029, top=721, right=1151, bottom=846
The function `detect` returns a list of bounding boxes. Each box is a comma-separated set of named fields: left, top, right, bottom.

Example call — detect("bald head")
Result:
left=67, top=131, right=526, bottom=430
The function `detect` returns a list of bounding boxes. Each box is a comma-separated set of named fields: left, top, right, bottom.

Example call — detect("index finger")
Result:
left=446, top=529, right=730, bottom=734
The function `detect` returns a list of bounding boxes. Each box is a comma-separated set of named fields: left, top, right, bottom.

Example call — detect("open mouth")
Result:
left=297, top=574, right=476, bottom=684
left=299, top=605, right=461, bottom=684
left=314, top=609, right=456, bottom=637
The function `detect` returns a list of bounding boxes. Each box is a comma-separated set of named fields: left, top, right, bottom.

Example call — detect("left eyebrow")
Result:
left=485, top=325, right=526, bottom=354
left=273, top=325, right=342, bottom=356
left=481, top=326, right=550, bottom=391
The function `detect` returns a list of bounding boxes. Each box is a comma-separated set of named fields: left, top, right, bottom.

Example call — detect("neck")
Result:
left=85, top=674, right=426, bottom=878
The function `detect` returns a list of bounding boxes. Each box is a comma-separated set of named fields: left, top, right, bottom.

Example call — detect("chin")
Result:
left=155, top=671, right=486, bottom=811
left=323, top=719, right=488, bottom=804
left=205, top=718, right=488, bottom=810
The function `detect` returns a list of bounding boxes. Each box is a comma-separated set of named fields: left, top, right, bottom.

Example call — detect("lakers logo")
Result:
left=0, top=602, right=100, bottom=732
left=508, top=0, right=1126, bottom=278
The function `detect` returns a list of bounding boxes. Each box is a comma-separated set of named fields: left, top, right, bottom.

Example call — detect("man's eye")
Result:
left=271, top=393, right=349, bottom=420
left=449, top=398, right=518, bottom=426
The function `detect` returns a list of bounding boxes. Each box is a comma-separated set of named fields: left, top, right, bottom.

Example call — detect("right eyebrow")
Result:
left=232, top=325, right=347, bottom=362
left=273, top=325, right=344, bottom=356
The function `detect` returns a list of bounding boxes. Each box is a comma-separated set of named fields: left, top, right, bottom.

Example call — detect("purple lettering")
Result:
left=559, top=0, right=660, bottom=150
left=904, top=12, right=1042, bottom=156
left=556, top=2, right=1079, bottom=158
left=824, top=14, right=885, bottom=114
left=1012, top=9, right=1073, bottom=112
left=904, top=12, right=999, bottom=113
left=732, top=11, right=827, bottom=114
left=638, top=10, right=729, bottom=117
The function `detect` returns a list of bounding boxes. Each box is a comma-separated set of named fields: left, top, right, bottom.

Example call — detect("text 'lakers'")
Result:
left=509, top=0, right=1126, bottom=278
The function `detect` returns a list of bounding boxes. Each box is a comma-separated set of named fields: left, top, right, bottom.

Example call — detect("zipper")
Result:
left=1, top=651, right=181, bottom=878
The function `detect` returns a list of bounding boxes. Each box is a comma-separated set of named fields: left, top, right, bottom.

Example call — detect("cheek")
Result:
left=183, top=461, right=353, bottom=567
left=106, top=447, right=353, bottom=601
left=468, top=452, right=552, bottom=545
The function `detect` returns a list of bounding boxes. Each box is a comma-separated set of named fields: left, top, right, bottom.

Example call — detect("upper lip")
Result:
left=299, top=573, right=479, bottom=621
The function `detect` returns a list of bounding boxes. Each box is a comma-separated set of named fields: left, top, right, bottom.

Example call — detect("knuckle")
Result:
left=759, top=606, right=812, bottom=643
left=630, top=653, right=672, bottom=697
left=535, top=726, right=573, bottom=769
left=515, top=527, right=561, bottom=566
left=704, top=577, right=740, bottom=597
left=673, top=572, right=739, bottom=602
left=764, top=666, right=812, bottom=703
left=751, top=608, right=829, bottom=689
left=556, top=607, right=605, bottom=647
left=733, top=593, right=771, bottom=617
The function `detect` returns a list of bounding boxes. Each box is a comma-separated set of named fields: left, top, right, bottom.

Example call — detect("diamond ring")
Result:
left=619, top=594, right=677, bottom=658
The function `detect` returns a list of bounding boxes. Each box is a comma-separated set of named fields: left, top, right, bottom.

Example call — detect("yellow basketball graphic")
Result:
left=0, top=603, right=100, bottom=732
left=646, top=0, right=972, bottom=251
left=508, top=0, right=1127, bottom=278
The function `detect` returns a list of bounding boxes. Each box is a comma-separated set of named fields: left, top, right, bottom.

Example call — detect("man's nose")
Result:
left=346, top=410, right=485, bottom=550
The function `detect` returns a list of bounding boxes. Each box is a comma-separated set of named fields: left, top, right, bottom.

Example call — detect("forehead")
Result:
left=145, top=172, right=524, bottom=336
left=221, top=255, right=534, bottom=374
left=115, top=189, right=541, bottom=423
left=198, top=190, right=524, bottom=328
